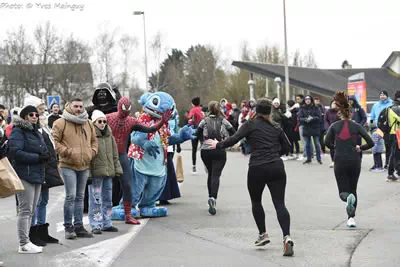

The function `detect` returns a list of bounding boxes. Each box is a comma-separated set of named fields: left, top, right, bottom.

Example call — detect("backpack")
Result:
left=205, top=116, right=223, bottom=141
left=378, top=105, right=400, bottom=134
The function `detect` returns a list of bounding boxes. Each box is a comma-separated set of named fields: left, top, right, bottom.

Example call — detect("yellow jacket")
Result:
left=388, top=107, right=400, bottom=134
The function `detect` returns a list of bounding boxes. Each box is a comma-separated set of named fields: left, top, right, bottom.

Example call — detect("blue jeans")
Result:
left=300, top=126, right=313, bottom=157
left=62, top=168, right=89, bottom=229
left=305, top=136, right=321, bottom=161
left=132, top=169, right=167, bottom=209
left=31, top=188, right=49, bottom=226
left=88, top=177, right=113, bottom=230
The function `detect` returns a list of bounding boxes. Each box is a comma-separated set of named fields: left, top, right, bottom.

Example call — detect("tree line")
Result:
left=0, top=21, right=317, bottom=111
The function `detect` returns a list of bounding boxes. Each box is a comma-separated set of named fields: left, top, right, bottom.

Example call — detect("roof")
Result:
left=232, top=61, right=400, bottom=101
left=0, top=63, right=93, bottom=85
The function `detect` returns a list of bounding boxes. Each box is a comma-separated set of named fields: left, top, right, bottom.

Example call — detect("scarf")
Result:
left=128, top=113, right=170, bottom=165
left=63, top=109, right=88, bottom=125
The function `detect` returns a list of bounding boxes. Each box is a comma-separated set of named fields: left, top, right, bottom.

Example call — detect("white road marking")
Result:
left=50, top=219, right=149, bottom=267
left=56, top=216, right=90, bottom=232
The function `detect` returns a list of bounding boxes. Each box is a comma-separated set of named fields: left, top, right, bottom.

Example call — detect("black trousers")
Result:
left=290, top=140, right=300, bottom=155
left=334, top=160, right=361, bottom=218
left=373, top=153, right=383, bottom=168
left=330, top=147, right=335, bottom=162
left=192, top=138, right=200, bottom=166
left=201, top=149, right=227, bottom=199
left=247, top=160, right=291, bottom=237
left=388, top=134, right=400, bottom=175
left=320, top=132, right=326, bottom=153
left=384, top=134, right=392, bottom=166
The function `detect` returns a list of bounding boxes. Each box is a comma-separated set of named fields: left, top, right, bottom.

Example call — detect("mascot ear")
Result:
left=138, top=93, right=152, bottom=106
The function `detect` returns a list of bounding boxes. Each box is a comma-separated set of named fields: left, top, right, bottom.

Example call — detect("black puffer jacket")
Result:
left=8, top=118, right=48, bottom=184
left=297, top=95, right=322, bottom=137
left=41, top=130, right=63, bottom=189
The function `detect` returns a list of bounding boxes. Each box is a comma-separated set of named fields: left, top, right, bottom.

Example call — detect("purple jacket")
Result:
left=324, top=109, right=339, bottom=130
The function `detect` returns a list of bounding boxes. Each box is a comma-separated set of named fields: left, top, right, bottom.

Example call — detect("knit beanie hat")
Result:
left=24, top=94, right=43, bottom=108
left=91, top=110, right=106, bottom=122
left=20, top=105, right=39, bottom=119
left=192, top=97, right=200, bottom=106
left=380, top=90, right=388, bottom=98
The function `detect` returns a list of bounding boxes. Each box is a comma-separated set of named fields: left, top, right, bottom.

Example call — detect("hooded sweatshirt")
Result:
left=297, top=95, right=322, bottom=137
left=348, top=95, right=367, bottom=126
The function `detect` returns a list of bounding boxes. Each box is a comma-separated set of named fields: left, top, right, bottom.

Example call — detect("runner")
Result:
left=205, top=98, right=294, bottom=256
left=197, top=101, right=236, bottom=215
left=325, top=91, right=374, bottom=228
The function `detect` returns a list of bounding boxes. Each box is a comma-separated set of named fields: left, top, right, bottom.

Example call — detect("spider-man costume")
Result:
left=106, top=97, right=171, bottom=224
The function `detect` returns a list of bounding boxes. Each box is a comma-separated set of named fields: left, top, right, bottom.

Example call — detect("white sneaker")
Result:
left=281, top=156, right=288, bottom=161
left=297, top=155, right=305, bottom=161
left=347, top=217, right=356, bottom=228
left=329, top=162, right=334, bottom=168
left=18, top=242, right=43, bottom=254
left=287, top=155, right=295, bottom=160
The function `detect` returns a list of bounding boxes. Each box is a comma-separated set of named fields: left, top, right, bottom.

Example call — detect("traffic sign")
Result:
left=47, top=95, right=61, bottom=109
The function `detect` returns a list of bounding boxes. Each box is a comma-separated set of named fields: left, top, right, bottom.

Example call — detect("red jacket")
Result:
left=188, top=106, right=204, bottom=126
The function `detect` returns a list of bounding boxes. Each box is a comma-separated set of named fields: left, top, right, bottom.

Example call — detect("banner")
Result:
left=348, top=72, right=367, bottom=111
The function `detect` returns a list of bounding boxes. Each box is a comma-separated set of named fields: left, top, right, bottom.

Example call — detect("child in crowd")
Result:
left=370, top=124, right=385, bottom=173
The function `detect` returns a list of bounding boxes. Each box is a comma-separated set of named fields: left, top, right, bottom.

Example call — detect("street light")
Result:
left=133, top=11, right=149, bottom=90
left=274, top=77, right=282, bottom=99
left=283, top=0, right=290, bottom=102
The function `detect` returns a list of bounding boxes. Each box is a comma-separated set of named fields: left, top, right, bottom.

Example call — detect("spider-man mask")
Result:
left=118, top=97, right=132, bottom=118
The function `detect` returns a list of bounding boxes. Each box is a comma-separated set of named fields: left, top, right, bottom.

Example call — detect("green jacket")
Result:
left=89, top=125, right=123, bottom=178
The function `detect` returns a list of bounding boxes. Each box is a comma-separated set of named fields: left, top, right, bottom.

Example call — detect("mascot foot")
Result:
left=111, top=206, right=125, bottom=221
left=140, top=207, right=168, bottom=217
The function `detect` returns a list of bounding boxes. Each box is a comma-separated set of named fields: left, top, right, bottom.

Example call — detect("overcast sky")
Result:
left=0, top=0, right=399, bottom=88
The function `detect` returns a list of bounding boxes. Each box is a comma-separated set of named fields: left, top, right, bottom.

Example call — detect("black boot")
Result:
left=29, top=225, right=47, bottom=246
left=38, top=223, right=59, bottom=243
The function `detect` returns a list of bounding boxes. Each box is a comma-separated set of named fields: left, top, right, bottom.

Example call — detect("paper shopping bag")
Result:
left=176, top=153, right=184, bottom=183
left=0, top=157, right=24, bottom=198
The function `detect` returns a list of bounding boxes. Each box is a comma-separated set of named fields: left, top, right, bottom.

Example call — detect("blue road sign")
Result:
left=47, top=95, right=61, bottom=109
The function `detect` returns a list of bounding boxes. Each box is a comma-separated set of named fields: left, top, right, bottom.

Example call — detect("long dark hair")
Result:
left=333, top=91, right=352, bottom=120
left=208, top=101, right=224, bottom=117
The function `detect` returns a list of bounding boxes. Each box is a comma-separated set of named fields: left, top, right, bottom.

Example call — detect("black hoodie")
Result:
left=297, top=95, right=322, bottom=137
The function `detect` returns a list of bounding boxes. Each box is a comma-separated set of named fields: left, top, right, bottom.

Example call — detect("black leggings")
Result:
left=192, top=138, right=199, bottom=166
left=334, top=160, right=360, bottom=218
left=201, top=149, right=227, bottom=199
left=247, top=160, right=291, bottom=237
left=384, top=134, right=392, bottom=166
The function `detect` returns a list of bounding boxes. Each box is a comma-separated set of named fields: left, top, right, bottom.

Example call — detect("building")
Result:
left=233, top=51, right=400, bottom=111
left=0, top=63, right=93, bottom=107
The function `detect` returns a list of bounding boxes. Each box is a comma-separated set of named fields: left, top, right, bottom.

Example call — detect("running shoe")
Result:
left=208, top=197, right=217, bottom=215
left=92, top=228, right=102, bottom=235
left=283, top=235, right=294, bottom=256
left=347, top=217, right=356, bottom=228
left=297, top=155, right=305, bottom=161
left=287, top=155, right=296, bottom=160
left=254, top=233, right=270, bottom=246
left=18, top=242, right=43, bottom=254
left=281, top=156, right=289, bottom=161
left=346, top=194, right=356, bottom=218
left=192, top=166, right=197, bottom=175
left=371, top=168, right=385, bottom=173
left=318, top=160, right=323, bottom=165
left=329, top=162, right=334, bottom=168
left=369, top=165, right=376, bottom=171
left=386, top=175, right=398, bottom=182
left=102, top=226, right=119, bottom=232
left=303, top=160, right=312, bottom=164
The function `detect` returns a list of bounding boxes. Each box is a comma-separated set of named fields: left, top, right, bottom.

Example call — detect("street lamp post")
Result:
left=133, top=11, right=149, bottom=90
left=283, top=0, right=290, bottom=102
left=274, top=77, right=282, bottom=100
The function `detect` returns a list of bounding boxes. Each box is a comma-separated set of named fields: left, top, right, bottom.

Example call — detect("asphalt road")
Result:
left=0, top=150, right=399, bottom=267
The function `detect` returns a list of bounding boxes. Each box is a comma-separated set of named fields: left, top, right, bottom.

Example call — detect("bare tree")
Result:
left=1, top=25, right=36, bottom=106
left=34, top=21, right=62, bottom=95
left=303, top=49, right=318, bottom=68
left=94, top=26, right=118, bottom=83
left=118, top=34, right=138, bottom=93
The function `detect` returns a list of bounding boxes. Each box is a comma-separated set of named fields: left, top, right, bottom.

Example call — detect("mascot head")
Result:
left=93, top=82, right=117, bottom=107
left=117, top=97, right=132, bottom=119
left=139, top=92, right=175, bottom=120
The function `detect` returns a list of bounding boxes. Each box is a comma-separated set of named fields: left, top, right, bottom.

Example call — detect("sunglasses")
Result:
left=97, top=120, right=107, bottom=124
left=28, top=113, right=39, bottom=118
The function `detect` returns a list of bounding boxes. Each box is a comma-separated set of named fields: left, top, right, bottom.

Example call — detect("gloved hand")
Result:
left=179, top=125, right=197, bottom=141
left=305, top=116, right=313, bottom=123
left=39, top=152, right=50, bottom=163
left=161, top=109, right=173, bottom=124
left=176, top=144, right=182, bottom=153
left=143, top=141, right=160, bottom=159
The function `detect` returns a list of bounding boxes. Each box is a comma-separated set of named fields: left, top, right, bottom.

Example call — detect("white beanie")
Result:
left=24, top=93, right=44, bottom=108
left=92, top=110, right=106, bottom=122
left=272, top=98, right=280, bottom=105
